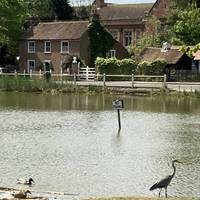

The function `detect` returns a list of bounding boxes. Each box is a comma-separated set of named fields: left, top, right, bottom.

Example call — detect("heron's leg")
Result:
left=159, top=188, right=162, bottom=197
left=165, top=187, right=167, bottom=198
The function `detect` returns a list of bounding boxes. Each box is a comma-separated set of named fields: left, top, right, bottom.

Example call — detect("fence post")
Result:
left=103, top=73, right=106, bottom=89
left=14, top=70, right=17, bottom=78
left=39, top=69, right=42, bottom=79
left=163, top=74, right=167, bottom=88
left=86, top=66, right=89, bottom=81
left=131, top=74, right=134, bottom=88
left=77, top=62, right=80, bottom=80
left=74, top=73, right=76, bottom=89
left=30, top=69, right=32, bottom=78
left=23, top=69, right=26, bottom=78
left=60, top=67, right=63, bottom=82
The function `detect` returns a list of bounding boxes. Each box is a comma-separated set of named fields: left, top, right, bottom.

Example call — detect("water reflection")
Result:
left=0, top=92, right=200, bottom=113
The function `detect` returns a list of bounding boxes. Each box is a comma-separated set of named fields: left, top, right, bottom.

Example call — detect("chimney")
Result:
left=161, top=42, right=171, bottom=52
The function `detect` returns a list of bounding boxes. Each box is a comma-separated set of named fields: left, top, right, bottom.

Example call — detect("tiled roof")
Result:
left=21, top=21, right=89, bottom=40
left=99, top=3, right=153, bottom=21
left=141, top=47, right=184, bottom=64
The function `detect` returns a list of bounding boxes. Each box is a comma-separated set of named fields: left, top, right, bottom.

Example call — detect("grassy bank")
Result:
left=1, top=76, right=200, bottom=98
left=0, top=76, right=76, bottom=93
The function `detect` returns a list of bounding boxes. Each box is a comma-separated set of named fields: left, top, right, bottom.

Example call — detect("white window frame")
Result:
left=43, top=60, right=51, bottom=72
left=28, top=41, right=35, bottom=53
left=61, top=41, right=69, bottom=53
left=44, top=41, right=51, bottom=53
left=27, top=60, right=35, bottom=72
left=106, top=49, right=116, bottom=58
left=123, top=30, right=132, bottom=47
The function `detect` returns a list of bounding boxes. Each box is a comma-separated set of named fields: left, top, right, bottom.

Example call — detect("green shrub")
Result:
left=137, top=59, right=167, bottom=75
left=95, top=57, right=137, bottom=80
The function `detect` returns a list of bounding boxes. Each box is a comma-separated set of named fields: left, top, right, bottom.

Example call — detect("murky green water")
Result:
left=0, top=92, right=199, bottom=199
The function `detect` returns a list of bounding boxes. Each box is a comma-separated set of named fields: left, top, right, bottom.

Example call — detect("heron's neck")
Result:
left=172, top=162, right=176, bottom=177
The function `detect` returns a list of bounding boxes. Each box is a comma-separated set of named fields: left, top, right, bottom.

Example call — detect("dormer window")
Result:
left=106, top=50, right=116, bottom=58
left=61, top=41, right=69, bottom=53
left=44, top=41, right=51, bottom=53
left=28, top=41, right=35, bottom=53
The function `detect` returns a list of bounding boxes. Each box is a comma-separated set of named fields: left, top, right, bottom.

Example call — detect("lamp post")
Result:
left=16, top=56, right=20, bottom=71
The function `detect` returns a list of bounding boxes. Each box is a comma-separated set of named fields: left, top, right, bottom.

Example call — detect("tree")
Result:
left=26, top=0, right=53, bottom=20
left=88, top=14, right=115, bottom=66
left=51, top=0, right=75, bottom=20
left=0, top=0, right=28, bottom=51
left=172, top=5, right=200, bottom=45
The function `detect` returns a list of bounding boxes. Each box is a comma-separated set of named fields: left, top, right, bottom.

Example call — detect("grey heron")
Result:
left=149, top=159, right=182, bottom=198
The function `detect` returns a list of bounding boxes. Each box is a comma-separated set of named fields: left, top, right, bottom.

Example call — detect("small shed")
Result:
left=140, top=46, right=193, bottom=80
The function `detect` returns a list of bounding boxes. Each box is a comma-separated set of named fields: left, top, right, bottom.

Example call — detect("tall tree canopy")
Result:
left=51, top=0, right=74, bottom=20
left=0, top=0, right=28, bottom=51
left=26, top=0, right=53, bottom=20
left=172, top=5, right=200, bottom=45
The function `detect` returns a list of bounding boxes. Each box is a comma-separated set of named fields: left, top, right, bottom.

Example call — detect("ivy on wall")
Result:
left=88, top=14, right=115, bottom=66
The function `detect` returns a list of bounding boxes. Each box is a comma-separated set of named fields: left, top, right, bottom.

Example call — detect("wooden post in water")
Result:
left=112, top=99, right=124, bottom=131
left=117, top=109, right=121, bottom=130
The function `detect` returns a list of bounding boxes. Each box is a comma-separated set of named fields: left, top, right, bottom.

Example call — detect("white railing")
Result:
left=78, top=66, right=95, bottom=80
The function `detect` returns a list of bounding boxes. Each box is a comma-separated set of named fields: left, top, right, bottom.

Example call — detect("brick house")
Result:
left=92, top=0, right=170, bottom=47
left=19, top=20, right=128, bottom=73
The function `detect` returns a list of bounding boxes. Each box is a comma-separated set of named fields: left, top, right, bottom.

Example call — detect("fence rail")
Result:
left=0, top=72, right=167, bottom=88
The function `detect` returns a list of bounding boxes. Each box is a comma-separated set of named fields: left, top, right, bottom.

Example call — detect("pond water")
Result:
left=0, top=92, right=200, bottom=199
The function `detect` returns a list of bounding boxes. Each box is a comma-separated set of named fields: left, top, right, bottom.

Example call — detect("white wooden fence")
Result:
left=78, top=66, right=95, bottom=80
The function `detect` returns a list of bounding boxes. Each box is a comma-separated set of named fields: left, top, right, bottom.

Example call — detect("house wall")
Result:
left=104, top=24, right=145, bottom=47
left=150, top=0, right=170, bottom=20
left=176, top=54, right=192, bottom=70
left=19, top=39, right=82, bottom=73
left=112, top=41, right=129, bottom=59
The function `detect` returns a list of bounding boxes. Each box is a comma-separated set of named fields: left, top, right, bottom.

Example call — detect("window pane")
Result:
left=28, top=41, right=35, bottom=53
left=45, top=41, right=51, bottom=52
left=61, top=41, right=69, bottom=52
left=28, top=60, right=35, bottom=72
left=124, top=31, right=132, bottom=46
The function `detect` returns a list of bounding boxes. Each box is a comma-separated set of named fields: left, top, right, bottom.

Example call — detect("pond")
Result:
left=0, top=92, right=199, bottom=199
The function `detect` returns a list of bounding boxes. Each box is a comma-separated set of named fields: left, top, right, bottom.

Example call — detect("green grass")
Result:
left=0, top=76, right=74, bottom=93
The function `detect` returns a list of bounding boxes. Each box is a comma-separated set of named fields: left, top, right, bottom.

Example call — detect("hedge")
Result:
left=95, top=57, right=137, bottom=80
left=137, top=59, right=167, bottom=75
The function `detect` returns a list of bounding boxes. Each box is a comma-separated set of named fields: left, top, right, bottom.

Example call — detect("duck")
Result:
left=17, top=178, right=35, bottom=185
left=11, top=190, right=31, bottom=198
